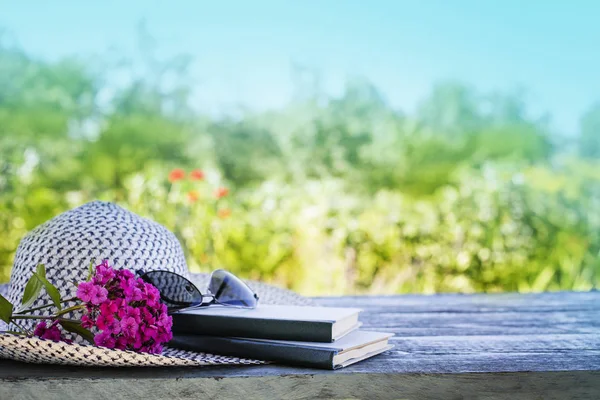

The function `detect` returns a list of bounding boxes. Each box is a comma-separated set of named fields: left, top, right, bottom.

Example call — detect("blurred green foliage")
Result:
left=0, top=40, right=599, bottom=294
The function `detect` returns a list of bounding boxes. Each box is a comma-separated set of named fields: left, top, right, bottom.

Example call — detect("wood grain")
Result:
left=1, top=291, right=599, bottom=399
left=2, top=371, right=600, bottom=400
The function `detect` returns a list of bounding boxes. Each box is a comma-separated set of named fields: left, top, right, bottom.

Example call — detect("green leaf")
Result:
left=59, top=320, right=94, bottom=344
left=35, top=264, right=62, bottom=310
left=0, top=294, right=14, bottom=324
left=36, top=264, right=47, bottom=279
left=87, top=258, right=95, bottom=282
left=21, top=274, right=44, bottom=310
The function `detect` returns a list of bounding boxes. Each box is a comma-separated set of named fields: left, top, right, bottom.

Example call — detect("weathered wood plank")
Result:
left=319, top=292, right=600, bottom=337
left=1, top=348, right=599, bottom=377
left=361, top=312, right=598, bottom=336
left=314, top=292, right=600, bottom=312
left=392, top=334, right=600, bottom=353
left=1, top=292, right=599, bottom=399
left=1, top=371, right=599, bottom=400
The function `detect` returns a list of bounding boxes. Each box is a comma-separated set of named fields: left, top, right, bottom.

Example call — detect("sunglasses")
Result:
left=137, top=269, right=259, bottom=313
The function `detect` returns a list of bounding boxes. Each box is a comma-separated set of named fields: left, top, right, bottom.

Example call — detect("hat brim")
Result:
left=0, top=273, right=314, bottom=367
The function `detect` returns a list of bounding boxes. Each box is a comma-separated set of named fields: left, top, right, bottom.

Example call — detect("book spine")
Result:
left=171, top=314, right=334, bottom=342
left=170, top=335, right=335, bottom=369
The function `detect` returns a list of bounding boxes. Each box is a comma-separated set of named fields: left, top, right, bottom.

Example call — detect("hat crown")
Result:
left=7, top=201, right=188, bottom=324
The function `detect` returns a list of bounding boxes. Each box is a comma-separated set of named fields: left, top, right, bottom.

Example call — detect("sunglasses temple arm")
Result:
left=202, top=294, right=216, bottom=305
left=184, top=295, right=216, bottom=310
left=168, top=295, right=215, bottom=314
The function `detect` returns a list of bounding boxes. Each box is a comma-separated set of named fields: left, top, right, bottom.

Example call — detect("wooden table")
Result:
left=1, top=292, right=599, bottom=399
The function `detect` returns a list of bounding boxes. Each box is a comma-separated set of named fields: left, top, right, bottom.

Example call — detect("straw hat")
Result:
left=0, top=201, right=312, bottom=366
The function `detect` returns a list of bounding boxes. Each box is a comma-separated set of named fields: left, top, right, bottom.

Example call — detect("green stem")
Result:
left=12, top=320, right=32, bottom=335
left=57, top=317, right=80, bottom=324
left=11, top=305, right=86, bottom=321
left=9, top=322, right=26, bottom=334
left=0, top=330, right=27, bottom=336
left=11, top=315, right=48, bottom=320
left=18, top=297, right=79, bottom=314
left=54, top=304, right=86, bottom=317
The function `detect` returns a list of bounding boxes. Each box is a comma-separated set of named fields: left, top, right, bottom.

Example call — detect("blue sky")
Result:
left=1, top=0, right=599, bottom=135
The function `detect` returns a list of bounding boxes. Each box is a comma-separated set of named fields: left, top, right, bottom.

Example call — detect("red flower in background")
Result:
left=190, top=169, right=205, bottom=181
left=217, top=208, right=232, bottom=219
left=187, top=190, right=200, bottom=203
left=214, top=187, right=229, bottom=199
left=168, top=169, right=185, bottom=183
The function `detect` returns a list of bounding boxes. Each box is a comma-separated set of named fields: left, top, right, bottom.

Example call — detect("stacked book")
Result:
left=170, top=305, right=394, bottom=369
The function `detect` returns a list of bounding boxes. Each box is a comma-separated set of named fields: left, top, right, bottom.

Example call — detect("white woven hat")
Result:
left=0, top=201, right=312, bottom=366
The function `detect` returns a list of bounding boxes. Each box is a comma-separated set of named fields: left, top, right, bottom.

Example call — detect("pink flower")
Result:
left=131, top=287, right=143, bottom=302
left=117, top=305, right=128, bottom=319
left=142, top=324, right=158, bottom=342
left=156, top=312, right=172, bottom=330
left=151, top=344, right=163, bottom=354
left=94, top=331, right=116, bottom=349
left=121, top=317, right=138, bottom=338
left=120, top=269, right=135, bottom=280
left=123, top=279, right=141, bottom=301
left=33, top=320, right=48, bottom=337
left=115, top=336, right=128, bottom=350
left=99, top=301, right=118, bottom=317
left=125, top=306, right=141, bottom=321
left=79, top=260, right=173, bottom=354
left=33, top=320, right=66, bottom=342
left=140, top=307, right=156, bottom=325
left=90, top=286, right=108, bottom=305
left=76, top=281, right=97, bottom=303
left=130, top=335, right=143, bottom=351
left=157, top=330, right=173, bottom=344
left=96, top=313, right=114, bottom=330
left=94, top=260, right=115, bottom=285
left=105, top=319, right=122, bottom=335
left=81, top=315, right=94, bottom=329
left=146, top=287, right=160, bottom=307
left=158, top=303, right=169, bottom=316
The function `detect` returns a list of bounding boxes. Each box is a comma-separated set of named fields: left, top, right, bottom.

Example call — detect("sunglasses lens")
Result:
left=140, top=271, right=203, bottom=309
left=208, top=270, right=258, bottom=308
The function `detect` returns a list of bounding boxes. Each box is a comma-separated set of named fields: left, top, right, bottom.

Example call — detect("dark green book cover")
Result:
left=171, top=305, right=362, bottom=342
left=170, top=330, right=394, bottom=369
